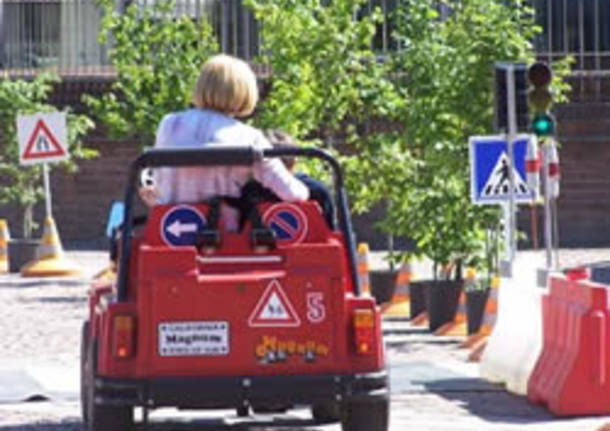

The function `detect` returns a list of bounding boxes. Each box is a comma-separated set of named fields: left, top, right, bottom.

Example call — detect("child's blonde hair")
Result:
left=193, top=54, right=258, bottom=117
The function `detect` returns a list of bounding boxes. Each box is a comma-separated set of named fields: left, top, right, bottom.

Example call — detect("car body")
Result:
left=81, top=146, right=389, bottom=431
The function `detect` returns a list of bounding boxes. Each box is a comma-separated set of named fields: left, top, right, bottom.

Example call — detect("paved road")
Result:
left=3, top=250, right=610, bottom=430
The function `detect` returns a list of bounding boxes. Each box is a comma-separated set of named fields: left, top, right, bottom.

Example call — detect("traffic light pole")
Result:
left=542, top=140, right=553, bottom=269
left=505, top=64, right=518, bottom=269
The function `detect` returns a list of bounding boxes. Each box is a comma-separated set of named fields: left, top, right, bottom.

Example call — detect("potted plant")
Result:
left=465, top=222, right=502, bottom=334
left=0, top=74, right=94, bottom=272
left=465, top=278, right=490, bottom=335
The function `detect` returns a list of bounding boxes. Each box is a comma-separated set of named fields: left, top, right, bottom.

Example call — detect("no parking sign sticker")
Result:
left=262, top=204, right=308, bottom=245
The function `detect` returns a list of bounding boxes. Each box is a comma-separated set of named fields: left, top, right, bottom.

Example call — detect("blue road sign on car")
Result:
left=161, top=205, right=207, bottom=247
left=469, top=135, right=535, bottom=205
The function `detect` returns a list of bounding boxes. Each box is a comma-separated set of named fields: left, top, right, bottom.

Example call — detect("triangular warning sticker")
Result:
left=22, top=120, right=66, bottom=160
left=248, top=280, right=301, bottom=327
left=481, top=152, right=529, bottom=197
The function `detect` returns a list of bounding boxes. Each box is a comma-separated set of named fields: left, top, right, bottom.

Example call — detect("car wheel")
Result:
left=341, top=396, right=389, bottom=431
left=80, top=321, right=90, bottom=426
left=86, top=342, right=134, bottom=431
left=311, top=401, right=341, bottom=423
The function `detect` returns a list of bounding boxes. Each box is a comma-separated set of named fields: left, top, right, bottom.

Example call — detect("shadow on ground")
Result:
left=0, top=417, right=329, bottom=431
left=423, top=378, right=565, bottom=425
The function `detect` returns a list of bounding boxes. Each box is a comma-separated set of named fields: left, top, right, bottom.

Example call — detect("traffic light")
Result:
left=527, top=62, right=554, bottom=137
left=494, top=63, right=529, bottom=132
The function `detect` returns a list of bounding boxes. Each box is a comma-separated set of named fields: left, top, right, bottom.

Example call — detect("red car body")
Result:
left=81, top=146, right=389, bottom=431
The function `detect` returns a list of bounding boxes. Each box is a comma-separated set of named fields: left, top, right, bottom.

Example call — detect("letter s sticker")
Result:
left=307, top=292, right=325, bottom=323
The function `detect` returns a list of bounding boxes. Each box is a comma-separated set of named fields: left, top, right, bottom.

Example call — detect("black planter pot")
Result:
left=426, top=280, right=463, bottom=332
left=409, top=281, right=429, bottom=319
left=370, top=270, right=398, bottom=305
left=8, top=239, right=39, bottom=273
left=466, top=288, right=490, bottom=335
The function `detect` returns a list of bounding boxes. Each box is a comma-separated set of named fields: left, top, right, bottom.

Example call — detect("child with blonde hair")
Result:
left=140, top=54, right=308, bottom=231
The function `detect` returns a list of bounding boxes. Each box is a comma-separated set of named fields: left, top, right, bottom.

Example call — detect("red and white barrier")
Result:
left=528, top=275, right=610, bottom=415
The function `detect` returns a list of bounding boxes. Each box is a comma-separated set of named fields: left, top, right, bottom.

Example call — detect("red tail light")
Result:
left=113, top=315, right=135, bottom=359
left=353, top=309, right=375, bottom=355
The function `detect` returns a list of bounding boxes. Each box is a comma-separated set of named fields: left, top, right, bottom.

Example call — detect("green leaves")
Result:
left=0, top=73, right=95, bottom=237
left=86, top=0, right=218, bottom=144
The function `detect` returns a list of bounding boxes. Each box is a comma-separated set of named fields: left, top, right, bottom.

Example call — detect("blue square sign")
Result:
left=469, top=134, right=537, bottom=205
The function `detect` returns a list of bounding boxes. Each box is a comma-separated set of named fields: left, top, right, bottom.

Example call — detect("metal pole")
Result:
left=506, top=64, right=517, bottom=263
left=43, top=163, right=52, bottom=217
left=552, top=195, right=559, bottom=269
left=542, top=140, right=552, bottom=269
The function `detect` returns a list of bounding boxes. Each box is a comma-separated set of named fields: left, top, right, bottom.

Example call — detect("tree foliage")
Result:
left=0, top=74, right=95, bottom=237
left=86, top=0, right=218, bottom=144
left=245, top=0, right=571, bottom=277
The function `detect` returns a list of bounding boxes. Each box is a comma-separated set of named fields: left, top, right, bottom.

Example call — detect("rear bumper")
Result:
left=95, top=370, right=388, bottom=409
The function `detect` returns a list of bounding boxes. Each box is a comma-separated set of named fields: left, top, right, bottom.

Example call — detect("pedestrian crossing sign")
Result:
left=469, top=135, right=535, bottom=205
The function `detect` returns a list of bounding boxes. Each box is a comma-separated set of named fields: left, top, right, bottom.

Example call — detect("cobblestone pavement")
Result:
left=3, top=249, right=610, bottom=430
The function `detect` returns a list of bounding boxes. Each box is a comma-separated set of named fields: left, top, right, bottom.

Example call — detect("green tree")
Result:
left=0, top=74, right=95, bottom=238
left=386, top=0, right=571, bottom=277
left=245, top=0, right=404, bottom=230
left=86, top=0, right=218, bottom=144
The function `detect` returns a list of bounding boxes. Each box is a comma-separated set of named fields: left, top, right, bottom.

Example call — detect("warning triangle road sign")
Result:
left=481, top=151, right=529, bottom=198
left=22, top=120, right=66, bottom=161
left=249, top=280, right=301, bottom=327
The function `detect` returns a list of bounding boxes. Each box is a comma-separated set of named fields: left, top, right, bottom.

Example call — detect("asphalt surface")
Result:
left=2, top=249, right=610, bottom=430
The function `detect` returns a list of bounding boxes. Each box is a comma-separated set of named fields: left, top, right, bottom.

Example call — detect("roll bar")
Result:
left=117, top=146, right=361, bottom=301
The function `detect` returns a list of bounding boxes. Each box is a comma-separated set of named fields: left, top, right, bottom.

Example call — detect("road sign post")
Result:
left=17, top=112, right=69, bottom=218
left=494, top=62, right=529, bottom=275
left=16, top=112, right=81, bottom=277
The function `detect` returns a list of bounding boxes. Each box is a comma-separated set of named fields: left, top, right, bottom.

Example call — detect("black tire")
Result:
left=341, top=396, right=389, bottom=431
left=311, top=401, right=341, bottom=423
left=80, top=321, right=90, bottom=426
left=85, top=341, right=134, bottom=431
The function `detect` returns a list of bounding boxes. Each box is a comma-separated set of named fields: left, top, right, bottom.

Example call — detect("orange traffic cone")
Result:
left=410, top=311, right=428, bottom=326
left=467, top=337, right=488, bottom=362
left=21, top=217, right=82, bottom=277
left=357, top=243, right=371, bottom=297
left=434, top=267, right=476, bottom=336
left=461, top=276, right=499, bottom=348
left=381, top=261, right=412, bottom=317
left=0, top=219, right=10, bottom=274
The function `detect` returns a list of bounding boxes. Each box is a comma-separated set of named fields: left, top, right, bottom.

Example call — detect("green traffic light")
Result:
left=532, top=113, right=555, bottom=136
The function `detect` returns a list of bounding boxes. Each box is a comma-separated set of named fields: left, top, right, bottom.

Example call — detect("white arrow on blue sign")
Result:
left=161, top=205, right=207, bottom=247
left=469, top=134, right=536, bottom=205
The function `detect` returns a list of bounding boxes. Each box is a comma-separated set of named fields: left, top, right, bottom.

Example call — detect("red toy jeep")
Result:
left=81, top=146, right=389, bottom=431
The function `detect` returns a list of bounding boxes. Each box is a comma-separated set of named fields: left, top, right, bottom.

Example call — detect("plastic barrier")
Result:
left=479, top=253, right=547, bottom=395
left=528, top=276, right=610, bottom=415
left=527, top=275, right=570, bottom=404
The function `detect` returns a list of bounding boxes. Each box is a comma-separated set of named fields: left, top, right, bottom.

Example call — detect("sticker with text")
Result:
left=255, top=336, right=329, bottom=364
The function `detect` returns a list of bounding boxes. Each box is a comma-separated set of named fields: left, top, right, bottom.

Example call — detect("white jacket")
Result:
left=153, top=109, right=309, bottom=231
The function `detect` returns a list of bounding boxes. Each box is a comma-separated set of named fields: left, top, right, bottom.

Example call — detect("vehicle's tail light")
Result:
left=113, top=315, right=135, bottom=359
left=353, top=309, right=375, bottom=355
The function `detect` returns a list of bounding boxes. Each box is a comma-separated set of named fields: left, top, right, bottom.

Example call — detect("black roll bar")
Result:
left=117, top=146, right=361, bottom=301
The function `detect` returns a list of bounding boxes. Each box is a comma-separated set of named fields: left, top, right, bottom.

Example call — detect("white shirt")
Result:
left=153, top=109, right=309, bottom=230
